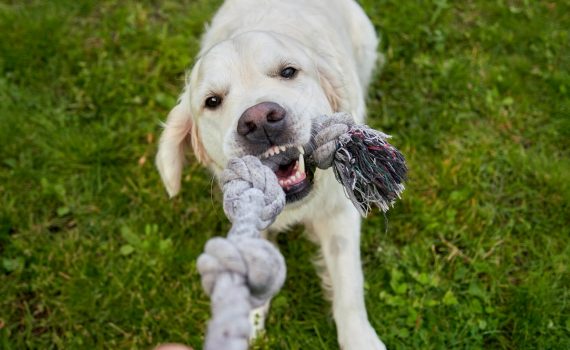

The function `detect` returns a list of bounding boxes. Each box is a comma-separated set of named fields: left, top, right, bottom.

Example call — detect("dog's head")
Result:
left=156, top=31, right=347, bottom=203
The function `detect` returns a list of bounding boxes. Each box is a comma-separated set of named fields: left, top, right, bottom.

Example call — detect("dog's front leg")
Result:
left=249, top=300, right=270, bottom=340
left=307, top=201, right=386, bottom=350
left=247, top=229, right=276, bottom=341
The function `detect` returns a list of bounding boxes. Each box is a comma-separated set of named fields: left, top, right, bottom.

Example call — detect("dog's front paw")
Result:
left=248, top=302, right=270, bottom=341
left=338, top=321, right=387, bottom=350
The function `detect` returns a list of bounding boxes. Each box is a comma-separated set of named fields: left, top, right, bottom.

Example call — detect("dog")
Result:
left=156, top=0, right=385, bottom=349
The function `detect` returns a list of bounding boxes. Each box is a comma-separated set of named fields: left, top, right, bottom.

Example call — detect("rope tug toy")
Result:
left=197, top=113, right=407, bottom=350
left=197, top=156, right=286, bottom=350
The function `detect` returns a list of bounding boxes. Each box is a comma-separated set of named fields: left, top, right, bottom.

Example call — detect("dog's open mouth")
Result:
left=259, top=145, right=315, bottom=203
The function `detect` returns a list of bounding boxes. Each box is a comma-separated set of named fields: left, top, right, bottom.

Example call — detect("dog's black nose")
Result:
left=237, top=102, right=287, bottom=144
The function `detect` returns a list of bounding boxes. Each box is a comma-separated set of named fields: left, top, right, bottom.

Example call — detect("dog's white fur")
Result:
left=156, top=1, right=385, bottom=349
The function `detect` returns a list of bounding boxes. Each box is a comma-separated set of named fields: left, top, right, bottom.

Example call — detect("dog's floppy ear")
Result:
left=156, top=92, right=207, bottom=197
left=318, top=68, right=343, bottom=112
left=316, top=55, right=347, bottom=113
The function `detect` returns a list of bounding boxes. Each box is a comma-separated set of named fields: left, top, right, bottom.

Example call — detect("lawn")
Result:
left=0, top=0, right=569, bottom=349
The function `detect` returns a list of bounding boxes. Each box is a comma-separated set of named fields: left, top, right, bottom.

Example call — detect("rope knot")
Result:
left=306, top=113, right=355, bottom=169
left=197, top=236, right=286, bottom=308
left=220, top=155, right=286, bottom=233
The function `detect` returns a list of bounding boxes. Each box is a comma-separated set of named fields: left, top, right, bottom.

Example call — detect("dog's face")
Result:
left=157, top=31, right=344, bottom=202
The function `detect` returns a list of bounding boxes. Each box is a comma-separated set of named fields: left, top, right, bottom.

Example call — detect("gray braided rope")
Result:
left=197, top=156, right=286, bottom=350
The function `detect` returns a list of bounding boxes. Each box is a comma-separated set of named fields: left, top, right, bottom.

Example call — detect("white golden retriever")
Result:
left=156, top=0, right=386, bottom=349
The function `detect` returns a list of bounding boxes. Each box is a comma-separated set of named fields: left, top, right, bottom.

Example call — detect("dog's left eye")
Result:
left=280, top=67, right=298, bottom=79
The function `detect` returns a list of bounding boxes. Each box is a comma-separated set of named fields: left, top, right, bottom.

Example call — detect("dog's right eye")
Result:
left=280, top=67, right=298, bottom=79
left=205, top=96, right=222, bottom=109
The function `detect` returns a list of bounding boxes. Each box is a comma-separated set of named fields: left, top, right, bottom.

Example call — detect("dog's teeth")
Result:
left=278, top=180, right=285, bottom=186
left=298, top=154, right=305, bottom=173
left=297, top=146, right=305, bottom=155
left=274, top=147, right=280, bottom=155
left=280, top=146, right=286, bottom=152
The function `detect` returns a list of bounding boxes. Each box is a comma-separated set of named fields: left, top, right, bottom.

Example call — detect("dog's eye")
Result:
left=280, top=67, right=298, bottom=79
left=205, top=96, right=222, bottom=109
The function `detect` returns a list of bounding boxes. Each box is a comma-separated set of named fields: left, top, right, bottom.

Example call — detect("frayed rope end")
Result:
left=332, top=125, right=407, bottom=216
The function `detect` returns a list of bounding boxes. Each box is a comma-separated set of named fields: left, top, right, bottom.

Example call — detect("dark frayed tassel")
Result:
left=332, top=125, right=407, bottom=216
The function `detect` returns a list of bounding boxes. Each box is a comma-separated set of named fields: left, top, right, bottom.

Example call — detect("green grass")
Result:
left=0, top=0, right=569, bottom=349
